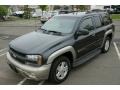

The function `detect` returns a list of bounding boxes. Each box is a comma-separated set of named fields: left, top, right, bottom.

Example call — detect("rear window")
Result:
left=101, top=13, right=112, bottom=25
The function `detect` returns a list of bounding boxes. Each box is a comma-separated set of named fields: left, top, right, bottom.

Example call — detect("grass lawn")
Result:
left=111, top=14, right=120, bottom=20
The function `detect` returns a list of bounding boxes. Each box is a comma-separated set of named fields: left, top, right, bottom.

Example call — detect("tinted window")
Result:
left=80, top=18, right=94, bottom=31
left=94, top=16, right=102, bottom=28
left=101, top=13, right=112, bottom=25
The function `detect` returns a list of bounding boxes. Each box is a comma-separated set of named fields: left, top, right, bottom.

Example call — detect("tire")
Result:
left=48, top=56, right=71, bottom=84
left=101, top=37, right=111, bottom=53
left=41, top=21, right=46, bottom=24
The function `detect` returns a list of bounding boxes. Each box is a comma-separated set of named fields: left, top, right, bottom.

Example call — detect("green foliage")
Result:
left=0, top=5, right=8, bottom=16
left=63, top=6, right=69, bottom=10
left=39, top=5, right=47, bottom=16
left=79, top=5, right=86, bottom=11
left=54, top=5, right=61, bottom=10
left=39, top=5, right=47, bottom=11
left=76, top=5, right=88, bottom=11
left=111, top=14, right=120, bottom=20
left=23, top=5, right=31, bottom=19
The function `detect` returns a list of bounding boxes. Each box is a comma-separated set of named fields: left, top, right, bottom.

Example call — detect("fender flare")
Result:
left=47, top=46, right=76, bottom=64
left=101, top=29, right=113, bottom=48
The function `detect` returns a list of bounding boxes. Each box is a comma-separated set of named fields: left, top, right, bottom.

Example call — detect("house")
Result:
left=90, top=5, right=104, bottom=10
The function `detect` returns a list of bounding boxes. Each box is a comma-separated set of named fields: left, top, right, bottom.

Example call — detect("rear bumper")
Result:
left=6, top=52, right=51, bottom=80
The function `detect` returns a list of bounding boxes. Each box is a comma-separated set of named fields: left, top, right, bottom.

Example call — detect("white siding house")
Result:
left=90, top=5, right=104, bottom=10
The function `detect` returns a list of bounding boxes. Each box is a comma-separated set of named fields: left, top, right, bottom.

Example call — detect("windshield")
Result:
left=41, top=16, right=77, bottom=34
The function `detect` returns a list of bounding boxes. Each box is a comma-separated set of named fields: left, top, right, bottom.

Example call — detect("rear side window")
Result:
left=101, top=13, right=112, bottom=25
left=80, top=18, right=94, bottom=31
left=94, top=16, right=102, bottom=28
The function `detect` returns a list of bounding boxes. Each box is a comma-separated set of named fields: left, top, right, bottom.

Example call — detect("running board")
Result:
left=73, top=49, right=101, bottom=67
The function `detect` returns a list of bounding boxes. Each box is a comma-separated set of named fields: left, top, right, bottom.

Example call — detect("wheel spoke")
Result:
left=56, top=61, right=69, bottom=80
left=60, top=71, right=65, bottom=78
left=61, top=62, right=65, bottom=68
left=56, top=72, right=61, bottom=77
left=63, top=65, right=68, bottom=72
left=57, top=65, right=61, bottom=71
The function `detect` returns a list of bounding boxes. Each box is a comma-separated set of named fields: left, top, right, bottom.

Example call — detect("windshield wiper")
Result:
left=47, top=30, right=62, bottom=34
left=40, top=28, right=47, bottom=32
left=40, top=28, right=62, bottom=35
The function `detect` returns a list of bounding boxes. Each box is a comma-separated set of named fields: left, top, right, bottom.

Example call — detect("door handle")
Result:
left=91, top=33, right=95, bottom=36
left=91, top=31, right=96, bottom=36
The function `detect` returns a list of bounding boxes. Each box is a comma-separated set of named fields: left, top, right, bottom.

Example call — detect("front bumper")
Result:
left=6, top=52, right=51, bottom=80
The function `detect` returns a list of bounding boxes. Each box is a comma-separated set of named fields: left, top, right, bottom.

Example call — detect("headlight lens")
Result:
left=26, top=55, right=43, bottom=65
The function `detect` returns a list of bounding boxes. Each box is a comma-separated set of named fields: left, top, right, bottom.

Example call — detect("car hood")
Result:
left=9, top=31, right=67, bottom=54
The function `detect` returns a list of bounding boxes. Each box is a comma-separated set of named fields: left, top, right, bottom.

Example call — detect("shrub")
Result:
left=0, top=5, right=8, bottom=16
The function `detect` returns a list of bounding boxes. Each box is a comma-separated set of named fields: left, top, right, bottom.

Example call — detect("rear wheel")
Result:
left=101, top=37, right=111, bottom=53
left=49, top=56, right=71, bottom=84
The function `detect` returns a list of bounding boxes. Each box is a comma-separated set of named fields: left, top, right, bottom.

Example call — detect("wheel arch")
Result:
left=101, top=29, right=113, bottom=48
left=47, top=46, right=76, bottom=65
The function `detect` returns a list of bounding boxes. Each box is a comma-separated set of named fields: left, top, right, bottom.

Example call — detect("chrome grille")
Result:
left=9, top=47, right=26, bottom=64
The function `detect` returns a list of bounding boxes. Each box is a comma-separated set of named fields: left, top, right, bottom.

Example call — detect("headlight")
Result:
left=26, top=55, right=43, bottom=65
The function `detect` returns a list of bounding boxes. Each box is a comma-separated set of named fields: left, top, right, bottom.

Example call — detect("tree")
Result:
left=0, top=5, right=8, bottom=21
left=71, top=5, right=74, bottom=11
left=23, top=5, right=31, bottom=19
left=63, top=6, right=69, bottom=10
left=79, top=5, right=86, bottom=11
left=39, top=5, right=47, bottom=16
left=76, top=5, right=87, bottom=11
left=54, top=5, right=61, bottom=10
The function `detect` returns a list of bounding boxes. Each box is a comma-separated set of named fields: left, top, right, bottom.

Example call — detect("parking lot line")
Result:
left=38, top=81, right=45, bottom=85
left=113, top=42, right=120, bottom=60
left=0, top=36, right=9, bottom=40
left=17, top=78, right=27, bottom=85
left=0, top=48, right=7, bottom=53
left=0, top=53, right=6, bottom=57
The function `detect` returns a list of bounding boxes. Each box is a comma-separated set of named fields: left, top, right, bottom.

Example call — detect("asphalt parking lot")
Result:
left=0, top=20, right=120, bottom=85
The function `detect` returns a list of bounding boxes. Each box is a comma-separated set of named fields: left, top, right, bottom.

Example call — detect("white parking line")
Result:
left=113, top=42, right=120, bottom=60
left=17, top=78, right=27, bottom=85
left=38, top=80, right=45, bottom=85
left=0, top=48, right=8, bottom=57
left=0, top=36, right=9, bottom=39
left=0, top=53, right=6, bottom=57
left=0, top=48, right=7, bottom=53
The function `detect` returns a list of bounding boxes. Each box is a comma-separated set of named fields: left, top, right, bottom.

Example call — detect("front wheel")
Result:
left=48, top=56, right=71, bottom=84
left=101, top=37, right=111, bottom=53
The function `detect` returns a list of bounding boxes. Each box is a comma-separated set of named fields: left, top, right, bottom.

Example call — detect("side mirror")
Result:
left=77, top=29, right=89, bottom=36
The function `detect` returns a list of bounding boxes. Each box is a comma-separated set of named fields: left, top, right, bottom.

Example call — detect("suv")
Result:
left=7, top=12, right=115, bottom=84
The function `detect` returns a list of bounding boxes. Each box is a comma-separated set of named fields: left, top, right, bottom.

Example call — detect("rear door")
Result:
left=93, top=15, right=106, bottom=47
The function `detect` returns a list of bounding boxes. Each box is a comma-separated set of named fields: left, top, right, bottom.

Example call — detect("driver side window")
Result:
left=80, top=18, right=94, bottom=31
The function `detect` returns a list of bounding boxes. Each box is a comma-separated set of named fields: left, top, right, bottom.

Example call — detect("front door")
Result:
left=74, top=16, right=97, bottom=59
